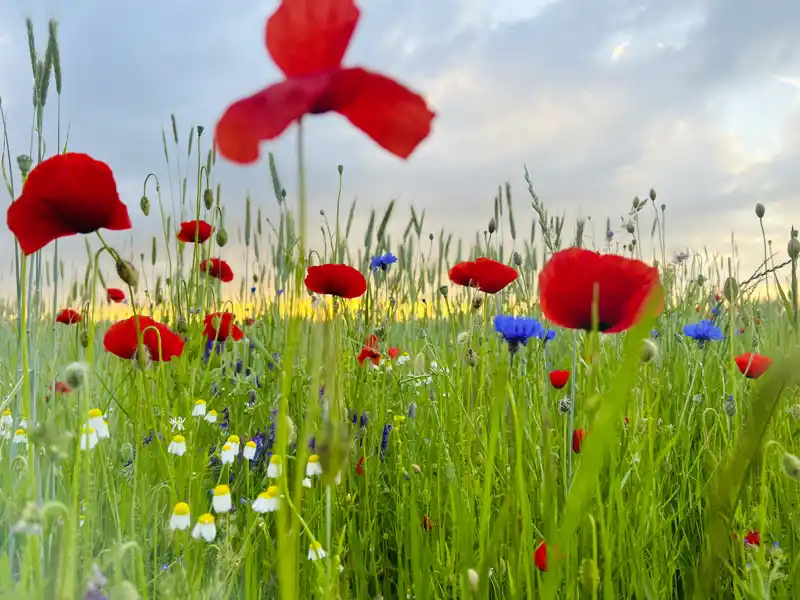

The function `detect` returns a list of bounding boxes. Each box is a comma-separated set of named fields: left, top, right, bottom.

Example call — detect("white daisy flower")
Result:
left=252, top=486, right=281, bottom=513
left=2, top=409, right=13, bottom=428
left=192, top=400, right=207, bottom=417
left=80, top=427, right=98, bottom=451
left=170, top=502, right=191, bottom=531
left=87, top=408, right=109, bottom=439
left=220, top=443, right=235, bottom=465
left=226, top=435, right=240, bottom=455
left=212, top=485, right=232, bottom=513
left=267, top=454, right=282, bottom=479
left=396, top=353, right=410, bottom=365
left=168, top=434, right=187, bottom=456
left=243, top=441, right=257, bottom=461
left=204, top=410, right=218, bottom=424
left=191, top=513, right=216, bottom=542
left=308, top=541, right=327, bottom=561
left=18, top=419, right=28, bottom=429
left=169, top=416, right=186, bottom=432
left=302, top=477, right=312, bottom=488
left=306, top=454, right=323, bottom=477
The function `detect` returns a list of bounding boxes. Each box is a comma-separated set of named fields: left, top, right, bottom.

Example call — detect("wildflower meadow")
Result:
left=3, top=1, right=800, bottom=599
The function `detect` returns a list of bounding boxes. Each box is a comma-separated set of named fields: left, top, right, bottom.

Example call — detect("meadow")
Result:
left=3, top=4, right=800, bottom=600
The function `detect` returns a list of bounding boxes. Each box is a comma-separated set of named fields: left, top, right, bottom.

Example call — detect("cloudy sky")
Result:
left=1, top=0, right=799, bottom=296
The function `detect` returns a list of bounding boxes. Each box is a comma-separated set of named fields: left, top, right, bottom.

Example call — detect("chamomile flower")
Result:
left=220, top=444, right=235, bottom=465
left=396, top=353, right=410, bottom=365
left=306, top=454, right=323, bottom=477
left=191, top=513, right=216, bottom=542
left=243, top=440, right=257, bottom=460
left=87, top=408, right=109, bottom=439
left=170, top=502, right=191, bottom=531
left=226, top=435, right=240, bottom=454
left=13, top=428, right=27, bottom=445
left=302, top=477, right=312, bottom=488
left=80, top=427, right=98, bottom=451
left=308, top=541, right=327, bottom=561
left=192, top=400, right=207, bottom=417
left=252, top=486, right=281, bottom=513
left=205, top=410, right=218, bottom=424
left=268, top=454, right=282, bottom=478
left=212, top=485, right=232, bottom=513
left=2, top=410, right=13, bottom=428
left=169, top=416, right=186, bottom=432
left=168, top=435, right=187, bottom=456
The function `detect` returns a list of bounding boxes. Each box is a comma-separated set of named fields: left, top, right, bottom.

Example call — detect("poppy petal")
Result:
left=7, top=153, right=131, bottom=255
left=215, top=76, right=333, bottom=164
left=305, top=264, right=366, bottom=298
left=266, top=0, right=360, bottom=78
left=324, top=67, right=435, bottom=159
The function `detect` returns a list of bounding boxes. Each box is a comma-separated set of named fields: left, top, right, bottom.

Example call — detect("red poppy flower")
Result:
left=449, top=258, right=518, bottom=294
left=572, top=429, right=585, bottom=453
left=422, top=515, right=434, bottom=531
left=387, top=347, right=400, bottom=360
left=357, top=334, right=381, bottom=366
left=46, top=380, right=72, bottom=402
left=103, top=315, right=184, bottom=362
left=534, top=542, right=548, bottom=572
left=245, top=317, right=256, bottom=326
left=624, top=416, right=630, bottom=426
left=714, top=293, right=721, bottom=302
left=548, top=369, right=570, bottom=389
left=6, top=153, right=131, bottom=256
left=204, top=312, right=244, bottom=342
left=107, top=288, right=126, bottom=303
left=734, top=353, right=772, bottom=379
left=215, top=0, right=435, bottom=164
left=539, top=248, right=662, bottom=334
left=744, top=530, right=760, bottom=547
left=356, top=455, right=365, bottom=476
left=305, top=264, right=366, bottom=298
left=177, top=220, right=214, bottom=243
left=56, top=309, right=82, bottom=324
left=200, top=258, right=234, bottom=283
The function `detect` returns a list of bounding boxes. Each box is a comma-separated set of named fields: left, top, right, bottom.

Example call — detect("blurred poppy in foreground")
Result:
left=204, top=312, right=244, bottom=342
left=305, top=264, right=366, bottom=298
left=104, top=316, right=184, bottom=362
left=177, top=220, right=214, bottom=243
left=107, top=288, right=126, bottom=303
left=744, top=530, right=760, bottom=547
left=734, top=353, right=772, bottom=379
left=6, top=153, right=131, bottom=255
left=449, top=258, right=518, bottom=294
left=539, top=248, right=662, bottom=333
left=548, top=370, right=570, bottom=390
left=215, top=0, right=435, bottom=164
left=534, top=542, right=548, bottom=571
left=572, top=429, right=585, bottom=453
left=201, top=258, right=234, bottom=283
left=45, top=381, right=72, bottom=402
left=56, top=309, right=82, bottom=324
left=357, top=334, right=381, bottom=366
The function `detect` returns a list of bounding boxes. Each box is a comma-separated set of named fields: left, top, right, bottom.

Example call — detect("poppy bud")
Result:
left=252, top=273, right=259, bottom=283
left=466, top=348, right=477, bottom=367
left=788, top=237, right=800, bottom=260
left=472, top=295, right=484, bottom=310
left=439, top=285, right=448, bottom=298
left=488, top=218, right=497, bottom=234
left=724, top=396, right=737, bottom=417
left=625, top=222, right=635, bottom=234
left=64, top=362, right=88, bottom=390
left=782, top=452, right=800, bottom=481
left=641, top=338, right=659, bottom=363
left=17, top=154, right=32, bottom=178
left=115, top=259, right=139, bottom=289
left=336, top=164, right=344, bottom=175
left=755, top=203, right=765, bottom=218
left=632, top=196, right=640, bottom=209
left=203, top=188, right=214, bottom=210
left=649, top=188, right=657, bottom=201
left=216, top=228, right=228, bottom=247
left=467, top=569, right=479, bottom=591
left=696, top=274, right=706, bottom=286
left=140, top=195, right=150, bottom=216
left=512, top=251, right=522, bottom=266
left=175, top=316, right=188, bottom=333
left=723, top=276, right=739, bottom=302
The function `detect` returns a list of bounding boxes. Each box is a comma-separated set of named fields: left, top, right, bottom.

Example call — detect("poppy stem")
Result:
left=297, top=118, right=307, bottom=295
left=566, top=329, right=578, bottom=486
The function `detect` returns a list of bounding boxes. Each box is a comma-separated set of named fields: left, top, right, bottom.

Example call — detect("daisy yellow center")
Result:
left=198, top=513, right=215, bottom=525
left=208, top=410, right=217, bottom=416
left=15, top=429, right=25, bottom=435
left=213, top=485, right=230, bottom=496
left=308, top=454, right=320, bottom=463
left=222, top=444, right=232, bottom=452
left=194, top=399, right=206, bottom=406
left=173, top=435, right=185, bottom=443
left=2, top=410, right=10, bottom=416
left=270, top=455, right=281, bottom=465
left=173, top=502, right=190, bottom=516
left=88, top=408, right=102, bottom=418
left=228, top=435, right=240, bottom=444
left=311, top=541, right=322, bottom=550
left=394, top=415, right=406, bottom=424
left=266, top=485, right=279, bottom=498
left=245, top=441, right=257, bottom=448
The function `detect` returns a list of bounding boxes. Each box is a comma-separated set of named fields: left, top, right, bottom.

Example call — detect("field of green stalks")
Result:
left=4, top=10, right=800, bottom=600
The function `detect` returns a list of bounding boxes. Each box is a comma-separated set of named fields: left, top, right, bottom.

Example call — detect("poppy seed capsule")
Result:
left=337, top=164, right=343, bottom=174
left=788, top=237, right=800, bottom=260
left=782, top=452, right=800, bottom=481
left=488, top=218, right=497, bottom=234
left=140, top=195, right=150, bottom=216
left=439, top=285, right=448, bottom=298
left=203, top=188, right=214, bottom=210
left=79, top=330, right=89, bottom=348
left=625, top=222, right=635, bottom=234
left=17, top=154, right=32, bottom=177
left=115, top=259, right=139, bottom=289
left=216, top=228, right=228, bottom=247
left=755, top=203, right=765, bottom=218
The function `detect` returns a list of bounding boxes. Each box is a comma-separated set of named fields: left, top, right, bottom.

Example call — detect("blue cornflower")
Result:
left=250, top=286, right=256, bottom=294
left=380, top=424, right=392, bottom=461
left=650, top=329, right=659, bottom=339
left=493, top=315, right=546, bottom=353
left=370, top=253, right=397, bottom=273
left=683, top=319, right=724, bottom=345
left=543, top=329, right=556, bottom=343
left=711, top=306, right=721, bottom=316
left=360, top=413, right=369, bottom=428
left=277, top=289, right=284, bottom=296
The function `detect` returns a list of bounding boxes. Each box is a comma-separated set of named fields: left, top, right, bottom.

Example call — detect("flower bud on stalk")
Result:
left=140, top=195, right=150, bottom=216
left=116, top=259, right=139, bottom=289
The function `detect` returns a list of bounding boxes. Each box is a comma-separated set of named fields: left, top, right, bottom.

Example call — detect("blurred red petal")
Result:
left=734, top=353, right=772, bottom=379
left=7, top=153, right=131, bottom=255
left=324, top=67, right=435, bottom=159
left=204, top=312, right=244, bottom=342
left=548, top=369, right=570, bottom=389
left=449, top=258, right=517, bottom=294
left=266, top=0, right=359, bottom=78
left=177, top=220, right=214, bottom=243
left=572, top=429, right=585, bottom=453
left=103, top=316, right=184, bottom=362
left=107, top=288, right=126, bottom=303
left=387, top=347, right=400, bottom=360
left=305, top=264, right=366, bottom=298
left=56, top=309, right=82, bottom=324
left=534, top=542, right=548, bottom=571
left=201, top=258, right=235, bottom=283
